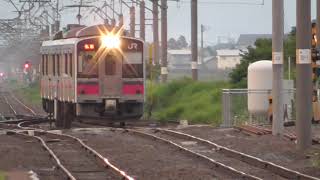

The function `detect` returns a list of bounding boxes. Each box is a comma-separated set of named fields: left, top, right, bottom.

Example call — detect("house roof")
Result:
left=203, top=56, right=216, bottom=63
left=168, top=49, right=191, bottom=55
left=237, top=34, right=272, bottom=47
left=216, top=49, right=241, bottom=56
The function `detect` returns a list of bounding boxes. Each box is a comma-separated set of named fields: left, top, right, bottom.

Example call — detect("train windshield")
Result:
left=78, top=51, right=98, bottom=78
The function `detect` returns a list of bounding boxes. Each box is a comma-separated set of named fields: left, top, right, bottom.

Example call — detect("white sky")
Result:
left=0, top=0, right=318, bottom=45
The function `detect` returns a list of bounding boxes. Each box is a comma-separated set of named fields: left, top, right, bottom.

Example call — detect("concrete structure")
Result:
left=216, top=49, right=241, bottom=69
left=167, top=49, right=191, bottom=70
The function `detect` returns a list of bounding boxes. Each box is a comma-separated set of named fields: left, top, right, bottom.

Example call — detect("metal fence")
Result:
left=221, top=89, right=296, bottom=127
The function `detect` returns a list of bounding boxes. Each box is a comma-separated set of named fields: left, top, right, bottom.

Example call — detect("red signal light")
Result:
left=24, top=63, right=29, bottom=69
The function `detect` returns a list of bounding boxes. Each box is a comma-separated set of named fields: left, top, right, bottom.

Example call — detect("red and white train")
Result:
left=40, top=25, right=145, bottom=128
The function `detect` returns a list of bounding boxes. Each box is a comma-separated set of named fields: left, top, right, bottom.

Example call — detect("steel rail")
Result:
left=15, top=121, right=135, bottom=180
left=49, top=131, right=135, bottom=180
left=0, top=128, right=76, bottom=180
left=117, top=128, right=262, bottom=180
left=3, top=95, right=17, bottom=116
left=9, top=93, right=37, bottom=116
left=157, top=129, right=319, bottom=180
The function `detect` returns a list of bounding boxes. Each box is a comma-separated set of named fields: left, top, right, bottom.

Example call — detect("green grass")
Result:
left=0, top=171, right=5, bottom=180
left=16, top=83, right=41, bottom=105
left=145, top=78, right=230, bottom=125
left=8, top=80, right=41, bottom=105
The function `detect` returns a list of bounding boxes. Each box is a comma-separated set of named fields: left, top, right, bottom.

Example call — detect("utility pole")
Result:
left=191, top=0, right=198, bottom=80
left=200, top=24, right=204, bottom=65
left=153, top=0, right=160, bottom=65
left=272, top=0, right=284, bottom=136
left=296, top=0, right=312, bottom=150
left=140, top=0, right=145, bottom=40
left=119, top=14, right=124, bottom=27
left=111, top=19, right=116, bottom=27
left=55, top=0, right=60, bottom=32
left=161, top=0, right=168, bottom=82
left=130, top=6, right=135, bottom=37
left=317, top=0, right=320, bottom=50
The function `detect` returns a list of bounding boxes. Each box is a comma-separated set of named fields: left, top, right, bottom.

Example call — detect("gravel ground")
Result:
left=67, top=128, right=225, bottom=180
left=0, top=132, right=62, bottom=180
left=175, top=125, right=320, bottom=178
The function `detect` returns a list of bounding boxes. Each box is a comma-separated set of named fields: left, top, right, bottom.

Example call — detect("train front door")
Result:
left=98, top=50, right=122, bottom=97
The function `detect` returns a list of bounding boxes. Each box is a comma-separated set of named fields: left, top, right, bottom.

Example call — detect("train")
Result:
left=40, top=25, right=145, bottom=128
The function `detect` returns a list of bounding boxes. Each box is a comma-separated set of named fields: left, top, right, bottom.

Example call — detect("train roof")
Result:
left=42, top=24, right=136, bottom=47
left=42, top=38, right=78, bottom=47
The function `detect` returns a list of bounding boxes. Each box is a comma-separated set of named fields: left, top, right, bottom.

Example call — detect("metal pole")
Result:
left=130, top=6, right=135, bottom=37
left=201, top=24, right=204, bottom=65
left=153, top=0, right=160, bottom=65
left=119, top=14, right=124, bottom=27
left=288, top=56, right=291, bottom=80
left=296, top=0, right=312, bottom=150
left=317, top=0, right=320, bottom=49
left=111, top=19, right=116, bottom=27
left=161, top=0, right=168, bottom=82
left=191, top=0, right=198, bottom=80
left=140, top=0, right=145, bottom=40
left=104, top=19, right=109, bottom=26
left=272, top=0, right=284, bottom=136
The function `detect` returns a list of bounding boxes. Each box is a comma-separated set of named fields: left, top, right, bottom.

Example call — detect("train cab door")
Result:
left=98, top=50, right=122, bottom=97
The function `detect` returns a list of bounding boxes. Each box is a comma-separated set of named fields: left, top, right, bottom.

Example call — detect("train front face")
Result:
left=76, top=34, right=144, bottom=120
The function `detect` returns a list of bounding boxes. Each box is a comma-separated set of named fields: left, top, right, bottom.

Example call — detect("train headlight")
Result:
left=101, top=35, right=120, bottom=49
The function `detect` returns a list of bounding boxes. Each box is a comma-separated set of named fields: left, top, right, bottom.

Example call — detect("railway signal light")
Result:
left=24, top=61, right=30, bottom=69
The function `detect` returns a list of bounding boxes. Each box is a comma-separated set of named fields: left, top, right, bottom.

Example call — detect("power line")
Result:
left=173, top=0, right=264, bottom=6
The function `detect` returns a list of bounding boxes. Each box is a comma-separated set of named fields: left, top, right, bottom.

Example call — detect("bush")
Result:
left=145, top=78, right=230, bottom=125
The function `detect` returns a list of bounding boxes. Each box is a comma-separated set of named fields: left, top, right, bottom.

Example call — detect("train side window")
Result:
left=45, top=55, right=48, bottom=75
left=57, top=54, right=60, bottom=76
left=69, top=54, right=73, bottom=77
left=65, top=54, right=68, bottom=75
left=52, top=55, right=56, bottom=76
left=41, top=55, right=44, bottom=75
left=48, top=54, right=51, bottom=75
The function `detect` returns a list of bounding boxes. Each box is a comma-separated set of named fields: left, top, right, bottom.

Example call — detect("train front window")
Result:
left=78, top=51, right=98, bottom=78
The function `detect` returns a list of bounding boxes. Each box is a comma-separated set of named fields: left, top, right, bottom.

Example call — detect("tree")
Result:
left=229, top=27, right=297, bottom=87
left=229, top=38, right=272, bottom=87
left=168, top=38, right=178, bottom=49
left=176, top=35, right=188, bottom=49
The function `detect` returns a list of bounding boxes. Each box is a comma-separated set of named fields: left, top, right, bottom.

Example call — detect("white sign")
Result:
left=161, top=67, right=168, bottom=75
left=191, top=62, right=198, bottom=69
left=296, top=49, right=311, bottom=64
left=272, top=52, right=283, bottom=64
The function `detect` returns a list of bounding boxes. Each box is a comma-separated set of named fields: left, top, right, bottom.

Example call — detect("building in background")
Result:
left=236, top=34, right=272, bottom=50
left=168, top=49, right=192, bottom=70
left=216, top=49, right=241, bottom=70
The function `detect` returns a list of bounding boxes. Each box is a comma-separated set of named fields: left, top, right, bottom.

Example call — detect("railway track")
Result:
left=0, top=90, right=319, bottom=179
left=105, top=127, right=319, bottom=180
left=0, top=91, right=135, bottom=180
